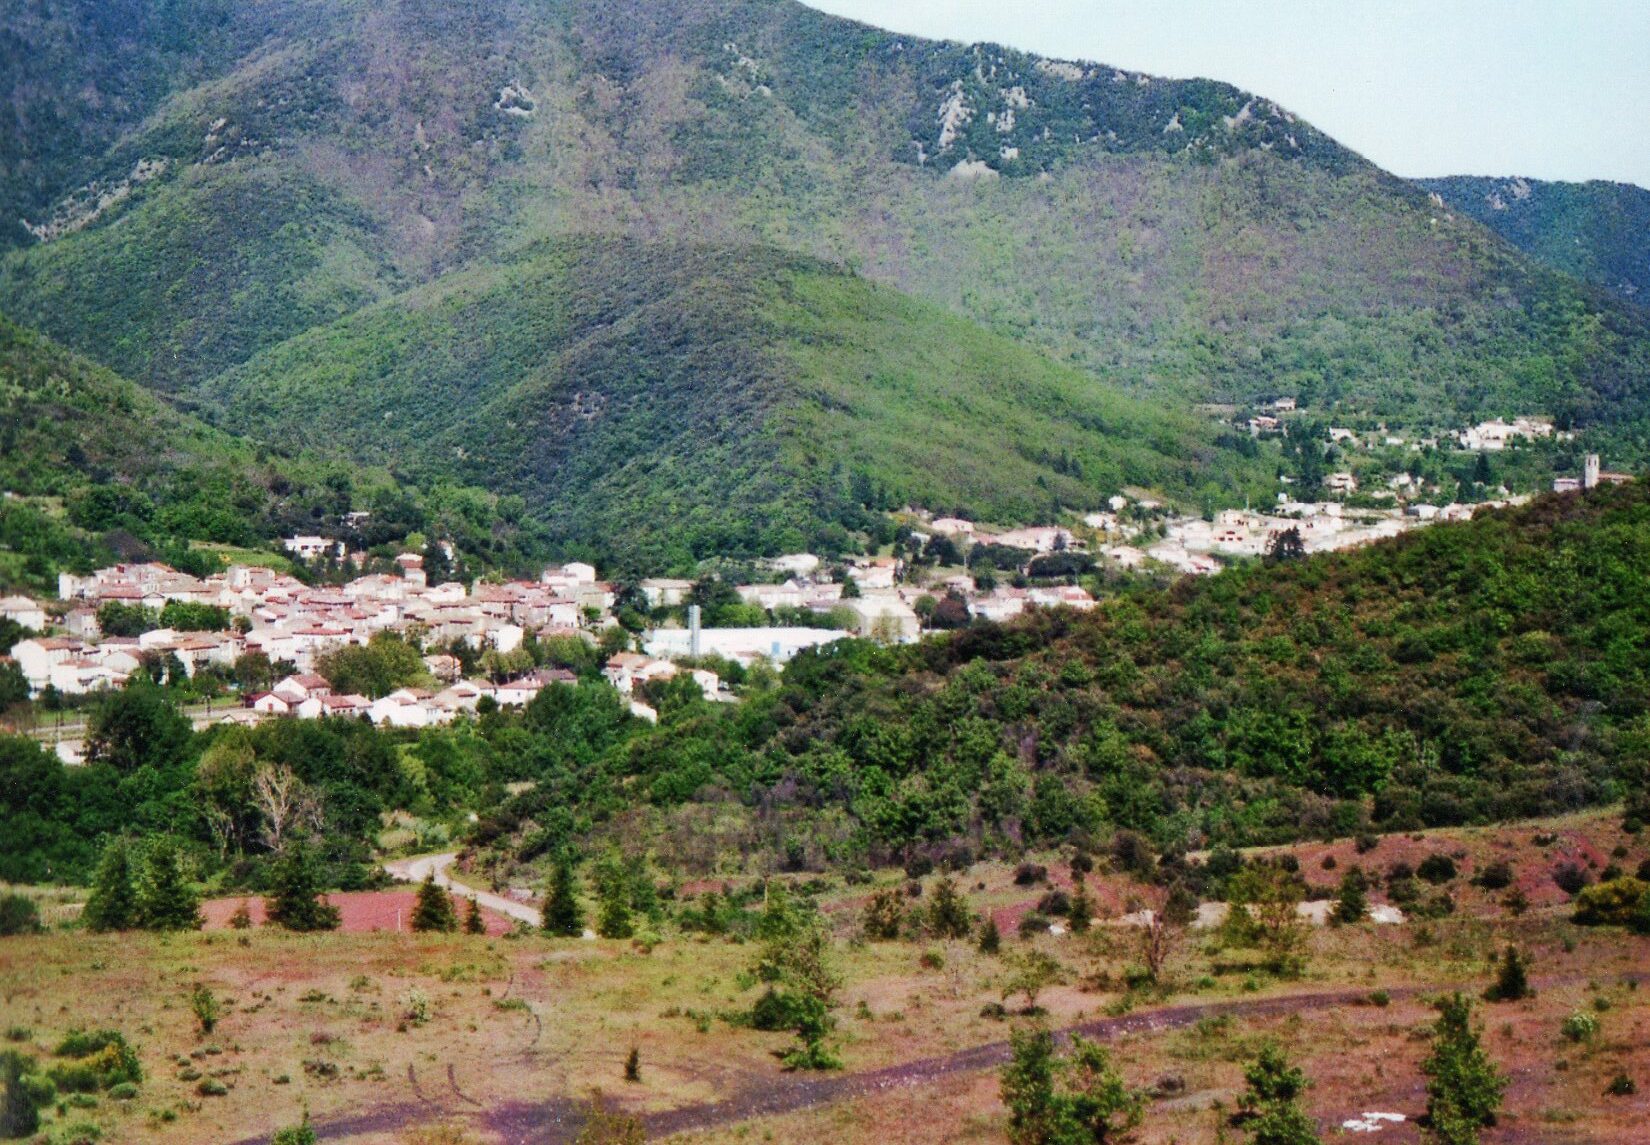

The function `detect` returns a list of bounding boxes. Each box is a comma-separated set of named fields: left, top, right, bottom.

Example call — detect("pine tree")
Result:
left=1333, top=866, right=1368, bottom=925
left=596, top=866, right=634, bottom=940
left=410, top=872, right=458, bottom=933
left=134, top=838, right=202, bottom=932
left=464, top=895, right=486, bottom=935
left=1238, top=1043, right=1321, bottom=1145
left=978, top=916, right=1002, bottom=955
left=1422, top=994, right=1506, bottom=1145
left=266, top=845, right=340, bottom=932
left=927, top=876, right=973, bottom=939
left=0, top=1050, right=41, bottom=1139
left=1068, top=878, right=1094, bottom=934
left=83, top=838, right=138, bottom=932
left=1483, top=946, right=1529, bottom=1002
left=542, top=857, right=584, bottom=937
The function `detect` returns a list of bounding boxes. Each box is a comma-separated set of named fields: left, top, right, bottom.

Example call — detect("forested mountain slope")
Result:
left=0, top=315, right=526, bottom=591
left=185, top=238, right=1272, bottom=568
left=704, top=482, right=1650, bottom=857
left=1419, top=175, right=1650, bottom=305
left=2, top=0, right=1648, bottom=449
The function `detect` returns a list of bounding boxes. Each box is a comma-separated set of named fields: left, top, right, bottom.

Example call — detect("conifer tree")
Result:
left=134, top=838, right=202, bottom=931
left=1238, top=1042, right=1321, bottom=1145
left=464, top=895, right=486, bottom=935
left=1333, top=866, right=1368, bottom=925
left=1483, top=946, right=1530, bottom=1002
left=0, top=1050, right=41, bottom=1138
left=266, top=845, right=340, bottom=931
left=410, top=872, right=458, bottom=932
left=596, top=857, right=634, bottom=940
left=927, top=876, right=973, bottom=939
left=83, top=838, right=138, bottom=932
left=542, top=857, right=584, bottom=937
left=978, top=916, right=1002, bottom=955
left=1422, top=994, right=1506, bottom=1145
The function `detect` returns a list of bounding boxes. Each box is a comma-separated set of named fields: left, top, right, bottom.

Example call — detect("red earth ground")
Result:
left=200, top=891, right=516, bottom=936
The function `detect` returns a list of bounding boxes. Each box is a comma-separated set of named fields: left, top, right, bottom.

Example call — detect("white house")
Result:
left=10, top=637, right=84, bottom=690
left=842, top=595, right=921, bottom=642
left=283, top=536, right=342, bottom=561
left=640, top=578, right=694, bottom=608
left=0, top=595, right=47, bottom=633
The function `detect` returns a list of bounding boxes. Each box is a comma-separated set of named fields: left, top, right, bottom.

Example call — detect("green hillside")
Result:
left=0, top=315, right=528, bottom=592
left=732, top=481, right=1650, bottom=856
left=186, top=238, right=1273, bottom=569
left=1419, top=175, right=1650, bottom=305
left=3, top=0, right=1649, bottom=456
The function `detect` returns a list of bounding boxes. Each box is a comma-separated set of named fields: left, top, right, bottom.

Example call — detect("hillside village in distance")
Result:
left=1, top=402, right=1625, bottom=758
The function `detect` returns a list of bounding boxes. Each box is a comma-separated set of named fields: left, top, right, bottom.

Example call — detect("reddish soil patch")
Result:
left=201, top=891, right=515, bottom=936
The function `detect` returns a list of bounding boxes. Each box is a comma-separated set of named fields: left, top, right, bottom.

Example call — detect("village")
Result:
left=0, top=442, right=1625, bottom=760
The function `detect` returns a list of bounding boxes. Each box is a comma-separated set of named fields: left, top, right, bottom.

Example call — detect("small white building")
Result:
left=0, top=595, right=47, bottom=633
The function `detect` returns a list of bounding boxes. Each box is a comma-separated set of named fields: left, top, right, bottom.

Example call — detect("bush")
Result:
left=1552, top=862, right=1592, bottom=897
left=196, top=1078, right=229, bottom=1097
left=0, top=894, right=42, bottom=937
left=48, top=1031, right=142, bottom=1094
left=1417, top=854, right=1457, bottom=885
left=270, top=1113, right=317, bottom=1145
left=1561, top=1011, right=1599, bottom=1044
left=189, top=985, right=220, bottom=1036
left=1606, top=1073, right=1637, bottom=1096
left=1571, top=878, right=1649, bottom=928
left=106, top=1082, right=138, bottom=1101
left=1012, top=863, right=1048, bottom=887
left=1471, top=861, right=1514, bottom=890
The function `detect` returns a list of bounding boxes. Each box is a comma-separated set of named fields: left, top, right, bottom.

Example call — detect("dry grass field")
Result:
left=1, top=810, right=1646, bottom=1144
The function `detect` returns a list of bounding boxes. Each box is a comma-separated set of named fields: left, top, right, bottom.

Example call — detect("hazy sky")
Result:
left=805, top=1, right=1650, bottom=188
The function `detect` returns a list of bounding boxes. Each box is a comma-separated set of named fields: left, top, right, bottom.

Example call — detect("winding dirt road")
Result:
left=383, top=852, right=542, bottom=927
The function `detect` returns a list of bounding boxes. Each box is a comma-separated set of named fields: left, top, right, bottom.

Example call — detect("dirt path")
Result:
left=229, top=973, right=1644, bottom=1143
left=383, top=852, right=542, bottom=927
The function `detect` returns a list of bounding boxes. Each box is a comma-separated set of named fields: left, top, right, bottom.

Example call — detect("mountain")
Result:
left=0, top=315, right=526, bottom=592
left=184, top=236, right=1270, bottom=568
left=1418, top=175, right=1650, bottom=305
left=4, top=0, right=1650, bottom=557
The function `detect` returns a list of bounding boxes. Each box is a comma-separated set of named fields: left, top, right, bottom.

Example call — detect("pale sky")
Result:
left=805, top=1, right=1650, bottom=188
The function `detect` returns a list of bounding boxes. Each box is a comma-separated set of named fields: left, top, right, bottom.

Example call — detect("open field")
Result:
left=1, top=811, right=1647, bottom=1144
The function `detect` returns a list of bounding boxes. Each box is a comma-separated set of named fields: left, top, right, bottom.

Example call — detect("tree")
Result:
left=927, top=876, right=973, bottom=939
left=542, top=857, right=584, bottom=937
left=315, top=631, right=428, bottom=699
left=595, top=856, right=634, bottom=940
left=0, top=1050, right=41, bottom=1139
left=1333, top=866, right=1368, bottom=925
left=83, top=838, right=138, bottom=932
left=1001, top=950, right=1064, bottom=1014
left=1067, top=879, right=1094, bottom=934
left=754, top=913, right=842, bottom=1070
left=1483, top=946, right=1529, bottom=1003
left=250, top=763, right=322, bottom=853
left=1237, top=1043, right=1321, bottom=1145
left=1223, top=864, right=1307, bottom=975
left=863, top=887, right=905, bottom=940
left=84, top=682, right=192, bottom=773
left=1001, top=1025, right=1062, bottom=1145
left=978, top=916, right=1002, bottom=955
left=1422, top=994, right=1506, bottom=1145
left=134, top=837, right=202, bottom=931
left=464, top=896, right=486, bottom=935
left=1137, top=884, right=1193, bottom=985
left=266, top=845, right=340, bottom=932
left=0, top=895, right=40, bottom=937
left=1265, top=527, right=1306, bottom=565
left=411, top=872, right=458, bottom=933
left=189, top=984, right=221, bottom=1035
left=1000, top=1026, right=1144, bottom=1145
